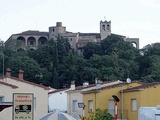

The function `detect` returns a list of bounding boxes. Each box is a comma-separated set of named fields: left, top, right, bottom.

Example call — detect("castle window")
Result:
left=52, top=28, right=54, bottom=32
left=102, top=25, right=105, bottom=31
left=107, top=25, right=110, bottom=31
left=30, top=41, right=33, bottom=46
left=70, top=38, right=72, bottom=41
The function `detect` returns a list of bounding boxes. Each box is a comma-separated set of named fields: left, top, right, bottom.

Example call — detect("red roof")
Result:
left=123, top=82, right=160, bottom=92
left=1, top=76, right=49, bottom=90
left=67, top=80, right=123, bottom=92
left=82, top=81, right=141, bottom=94
left=81, top=83, right=124, bottom=94
left=48, top=88, right=69, bottom=94
left=0, top=80, right=18, bottom=89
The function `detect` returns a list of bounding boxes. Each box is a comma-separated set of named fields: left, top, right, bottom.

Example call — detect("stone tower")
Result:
left=49, top=22, right=66, bottom=40
left=100, top=20, right=111, bottom=40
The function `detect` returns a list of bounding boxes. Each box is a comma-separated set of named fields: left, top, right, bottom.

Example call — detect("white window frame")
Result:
left=88, top=100, right=93, bottom=112
left=131, top=99, right=137, bottom=111
left=34, top=97, right=36, bottom=110
left=108, top=99, right=114, bottom=116
left=72, top=100, right=78, bottom=112
left=0, top=96, right=4, bottom=102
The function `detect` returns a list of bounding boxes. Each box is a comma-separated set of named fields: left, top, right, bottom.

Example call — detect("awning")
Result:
left=0, top=102, right=13, bottom=112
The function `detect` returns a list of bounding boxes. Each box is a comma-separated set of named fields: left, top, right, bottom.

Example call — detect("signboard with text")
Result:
left=13, top=93, right=34, bottom=120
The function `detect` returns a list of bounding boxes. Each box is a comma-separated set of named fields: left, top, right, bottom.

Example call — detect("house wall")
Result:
left=67, top=91, right=83, bottom=117
left=66, top=81, right=123, bottom=118
left=48, top=90, right=67, bottom=112
left=141, top=85, right=160, bottom=107
left=83, top=87, right=121, bottom=118
left=123, top=84, right=160, bottom=120
left=0, top=84, right=15, bottom=120
left=0, top=78, right=48, bottom=120
left=123, top=91, right=141, bottom=120
left=83, top=92, right=100, bottom=118
left=83, top=82, right=141, bottom=119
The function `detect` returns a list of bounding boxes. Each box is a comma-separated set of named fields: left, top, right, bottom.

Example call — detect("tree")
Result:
left=83, top=42, right=100, bottom=59
left=7, top=55, right=46, bottom=84
left=139, top=43, right=160, bottom=82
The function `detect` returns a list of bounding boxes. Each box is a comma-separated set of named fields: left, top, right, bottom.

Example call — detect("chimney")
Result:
left=83, top=81, right=89, bottom=87
left=70, top=81, right=75, bottom=90
left=6, top=68, right=11, bottom=77
left=95, top=78, right=102, bottom=90
left=18, top=69, right=24, bottom=80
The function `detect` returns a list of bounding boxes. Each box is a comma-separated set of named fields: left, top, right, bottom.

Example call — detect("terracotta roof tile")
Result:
left=81, top=83, right=124, bottom=94
left=13, top=30, right=49, bottom=36
left=3, top=76, right=49, bottom=90
left=0, top=80, right=18, bottom=89
left=48, top=88, right=69, bottom=94
left=123, top=82, right=160, bottom=92
left=67, top=80, right=123, bottom=93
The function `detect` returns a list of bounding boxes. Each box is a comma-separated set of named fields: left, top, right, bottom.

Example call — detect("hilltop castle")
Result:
left=5, top=20, right=139, bottom=54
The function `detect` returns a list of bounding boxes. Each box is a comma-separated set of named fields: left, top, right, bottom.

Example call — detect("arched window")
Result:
left=102, top=25, right=106, bottom=31
left=38, top=37, right=48, bottom=45
left=27, top=37, right=36, bottom=47
left=107, top=24, right=110, bottom=31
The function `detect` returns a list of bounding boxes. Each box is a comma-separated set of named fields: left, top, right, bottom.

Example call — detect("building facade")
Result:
left=82, top=82, right=160, bottom=120
left=82, top=82, right=141, bottom=119
left=0, top=68, right=49, bottom=120
left=123, top=82, right=160, bottom=120
left=48, top=88, right=70, bottom=112
left=5, top=20, right=139, bottom=53
left=66, top=80, right=122, bottom=117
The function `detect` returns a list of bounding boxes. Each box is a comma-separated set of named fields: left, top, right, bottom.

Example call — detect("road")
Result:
left=38, top=111, right=80, bottom=120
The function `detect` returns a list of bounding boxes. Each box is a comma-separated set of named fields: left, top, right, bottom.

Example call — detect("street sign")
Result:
left=13, top=93, right=34, bottom=120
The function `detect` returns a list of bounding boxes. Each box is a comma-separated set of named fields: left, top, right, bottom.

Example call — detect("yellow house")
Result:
left=123, top=82, right=160, bottom=120
left=82, top=82, right=141, bottom=119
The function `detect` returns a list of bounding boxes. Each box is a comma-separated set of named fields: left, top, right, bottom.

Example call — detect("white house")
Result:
left=48, top=88, right=70, bottom=112
left=48, top=81, right=76, bottom=113
left=66, top=80, right=123, bottom=117
left=0, top=68, right=49, bottom=120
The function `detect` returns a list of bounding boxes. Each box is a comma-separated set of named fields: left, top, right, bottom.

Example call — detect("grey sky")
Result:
left=0, top=0, right=160, bottom=48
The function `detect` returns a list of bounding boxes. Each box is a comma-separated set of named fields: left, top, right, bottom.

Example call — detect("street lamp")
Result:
left=78, top=103, right=85, bottom=120
left=0, top=51, right=4, bottom=80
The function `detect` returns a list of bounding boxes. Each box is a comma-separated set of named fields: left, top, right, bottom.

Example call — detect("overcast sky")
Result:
left=0, top=0, right=160, bottom=48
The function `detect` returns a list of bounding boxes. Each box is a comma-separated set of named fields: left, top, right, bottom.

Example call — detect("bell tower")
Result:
left=100, top=20, right=111, bottom=40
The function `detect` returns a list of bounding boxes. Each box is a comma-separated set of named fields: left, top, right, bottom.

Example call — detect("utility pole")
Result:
left=0, top=51, right=4, bottom=80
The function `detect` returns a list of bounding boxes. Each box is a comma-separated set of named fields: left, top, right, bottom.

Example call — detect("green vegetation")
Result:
left=86, top=109, right=114, bottom=120
left=0, top=34, right=160, bottom=88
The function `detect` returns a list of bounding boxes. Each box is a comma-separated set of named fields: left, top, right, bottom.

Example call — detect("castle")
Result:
left=5, top=20, right=139, bottom=53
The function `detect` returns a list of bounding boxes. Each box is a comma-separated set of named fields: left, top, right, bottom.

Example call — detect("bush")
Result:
left=86, top=108, right=114, bottom=120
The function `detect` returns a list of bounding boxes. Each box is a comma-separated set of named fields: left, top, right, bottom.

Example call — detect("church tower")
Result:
left=49, top=22, right=66, bottom=40
left=100, top=20, right=111, bottom=40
